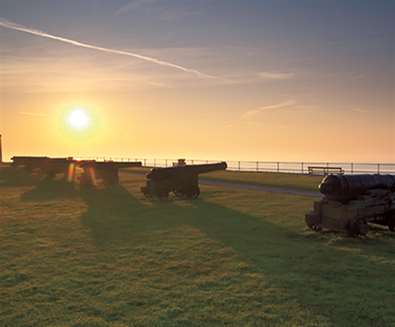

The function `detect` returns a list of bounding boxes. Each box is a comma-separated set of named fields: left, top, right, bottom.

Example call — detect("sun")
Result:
left=67, top=108, right=90, bottom=130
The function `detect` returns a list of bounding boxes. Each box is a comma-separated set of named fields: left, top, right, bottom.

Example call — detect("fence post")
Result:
left=351, top=163, right=354, bottom=174
left=277, top=162, right=280, bottom=173
left=256, top=161, right=259, bottom=172
left=301, top=162, right=304, bottom=174
left=154, top=159, right=156, bottom=167
left=144, top=159, right=146, bottom=167
left=238, top=161, right=241, bottom=171
left=165, top=159, right=168, bottom=167
left=377, top=163, right=380, bottom=174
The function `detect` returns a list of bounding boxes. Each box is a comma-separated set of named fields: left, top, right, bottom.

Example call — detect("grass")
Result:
left=1, top=167, right=395, bottom=326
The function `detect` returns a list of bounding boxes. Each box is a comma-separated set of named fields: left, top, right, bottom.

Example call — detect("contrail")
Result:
left=0, top=18, right=215, bottom=79
left=19, top=111, right=48, bottom=117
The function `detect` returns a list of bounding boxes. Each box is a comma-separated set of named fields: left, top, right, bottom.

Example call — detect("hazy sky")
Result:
left=0, top=0, right=394, bottom=162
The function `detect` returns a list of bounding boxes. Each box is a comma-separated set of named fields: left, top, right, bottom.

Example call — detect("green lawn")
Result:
left=1, top=168, right=394, bottom=326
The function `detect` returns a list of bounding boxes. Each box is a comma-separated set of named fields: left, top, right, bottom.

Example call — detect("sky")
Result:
left=0, top=0, right=394, bottom=162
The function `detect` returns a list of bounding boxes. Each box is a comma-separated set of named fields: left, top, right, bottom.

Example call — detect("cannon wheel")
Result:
left=188, top=186, right=200, bottom=199
left=149, top=189, right=169, bottom=200
left=347, top=218, right=369, bottom=237
left=387, top=211, right=395, bottom=232
left=305, top=212, right=322, bottom=231
left=174, top=187, right=200, bottom=199
left=141, top=180, right=169, bottom=200
left=174, top=186, right=200, bottom=199
left=141, top=186, right=152, bottom=198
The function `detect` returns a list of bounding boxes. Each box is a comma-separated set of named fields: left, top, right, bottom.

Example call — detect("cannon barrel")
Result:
left=147, top=162, right=227, bottom=180
left=93, top=161, right=142, bottom=169
left=11, top=156, right=72, bottom=170
left=319, top=174, right=395, bottom=201
left=11, top=156, right=50, bottom=167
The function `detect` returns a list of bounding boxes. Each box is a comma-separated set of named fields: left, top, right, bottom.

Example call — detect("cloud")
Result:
left=115, top=0, right=158, bottom=15
left=211, top=71, right=295, bottom=86
left=257, top=72, right=294, bottom=80
left=242, top=100, right=296, bottom=118
left=350, top=108, right=369, bottom=113
left=19, top=112, right=48, bottom=117
left=0, top=18, right=215, bottom=79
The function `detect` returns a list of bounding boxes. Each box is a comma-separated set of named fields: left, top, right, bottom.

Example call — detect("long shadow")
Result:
left=77, top=186, right=395, bottom=325
left=79, top=185, right=188, bottom=247
left=187, top=199, right=395, bottom=326
left=0, top=167, right=41, bottom=187
left=20, top=178, right=78, bottom=201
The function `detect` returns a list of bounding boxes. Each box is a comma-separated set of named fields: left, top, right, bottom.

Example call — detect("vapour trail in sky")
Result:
left=0, top=18, right=215, bottom=79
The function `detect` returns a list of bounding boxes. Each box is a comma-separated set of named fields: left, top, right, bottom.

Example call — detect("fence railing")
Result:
left=75, top=156, right=395, bottom=175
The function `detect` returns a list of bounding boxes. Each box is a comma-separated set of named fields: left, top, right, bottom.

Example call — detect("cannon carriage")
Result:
left=11, top=156, right=142, bottom=187
left=11, top=156, right=73, bottom=178
left=306, top=174, right=395, bottom=236
left=79, top=161, right=142, bottom=187
left=141, top=162, right=227, bottom=199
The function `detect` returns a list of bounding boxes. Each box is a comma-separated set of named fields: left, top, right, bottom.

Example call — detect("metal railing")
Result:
left=75, top=156, right=395, bottom=175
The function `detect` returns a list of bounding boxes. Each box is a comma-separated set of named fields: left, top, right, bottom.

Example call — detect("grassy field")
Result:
left=1, top=167, right=395, bottom=326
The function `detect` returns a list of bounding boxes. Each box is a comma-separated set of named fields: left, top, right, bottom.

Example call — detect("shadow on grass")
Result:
left=0, top=167, right=40, bottom=186
left=78, top=186, right=394, bottom=326
left=20, top=178, right=78, bottom=201
left=80, top=186, right=167, bottom=246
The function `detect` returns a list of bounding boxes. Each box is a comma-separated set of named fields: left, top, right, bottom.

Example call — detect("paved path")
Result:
left=200, top=178, right=321, bottom=198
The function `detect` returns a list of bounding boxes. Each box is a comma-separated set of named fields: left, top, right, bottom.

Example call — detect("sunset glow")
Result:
left=0, top=1, right=393, bottom=162
left=67, top=108, right=90, bottom=130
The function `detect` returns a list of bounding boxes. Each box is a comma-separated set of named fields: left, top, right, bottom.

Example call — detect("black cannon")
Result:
left=12, top=156, right=49, bottom=170
left=11, top=156, right=73, bottom=178
left=141, top=162, right=227, bottom=199
left=11, top=156, right=142, bottom=186
left=306, top=174, right=395, bottom=236
left=79, top=160, right=142, bottom=186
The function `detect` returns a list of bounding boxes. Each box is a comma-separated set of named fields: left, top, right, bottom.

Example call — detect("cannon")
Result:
left=79, top=160, right=142, bottom=186
left=306, top=174, right=395, bottom=236
left=141, top=162, right=227, bottom=199
left=11, top=156, right=142, bottom=186
left=11, top=156, right=73, bottom=178
left=12, top=156, right=49, bottom=170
